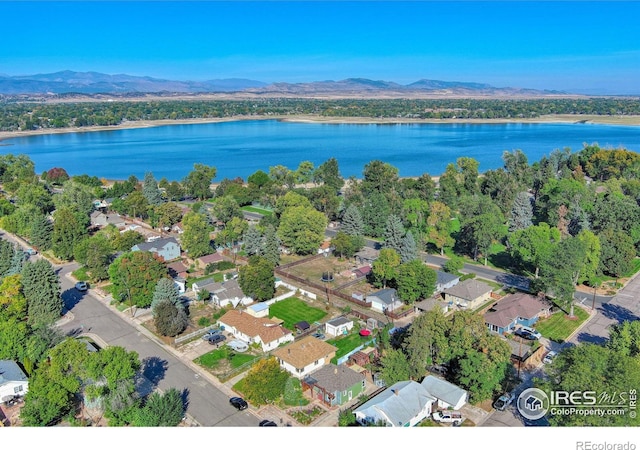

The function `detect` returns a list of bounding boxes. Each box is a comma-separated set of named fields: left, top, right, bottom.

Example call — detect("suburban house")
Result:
left=325, top=316, right=354, bottom=337
left=195, top=252, right=224, bottom=270
left=166, top=260, right=188, bottom=280
left=367, top=288, right=403, bottom=313
left=414, top=298, right=449, bottom=315
left=217, top=309, right=294, bottom=352
left=131, top=237, right=181, bottom=262
left=301, top=364, right=365, bottom=407
left=442, top=278, right=493, bottom=310
left=435, top=270, right=460, bottom=293
left=272, top=336, right=338, bottom=379
left=421, top=375, right=468, bottom=410
left=484, top=292, right=552, bottom=335
left=90, top=211, right=126, bottom=229
left=246, top=302, right=269, bottom=318
left=353, top=380, right=436, bottom=427
left=352, top=265, right=372, bottom=279
left=204, top=279, right=252, bottom=308
left=0, top=360, right=29, bottom=403
left=354, top=247, right=379, bottom=265
left=192, top=278, right=216, bottom=298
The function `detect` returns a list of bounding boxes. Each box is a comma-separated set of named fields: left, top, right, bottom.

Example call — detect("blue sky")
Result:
left=2, top=1, right=640, bottom=94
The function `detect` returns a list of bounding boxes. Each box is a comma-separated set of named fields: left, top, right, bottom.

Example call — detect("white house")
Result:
left=421, top=375, right=468, bottom=410
left=246, top=302, right=269, bottom=318
left=353, top=380, right=436, bottom=427
left=272, top=336, right=338, bottom=379
left=0, top=360, right=29, bottom=403
left=325, top=316, right=354, bottom=337
left=367, top=288, right=403, bottom=313
left=218, top=309, right=294, bottom=352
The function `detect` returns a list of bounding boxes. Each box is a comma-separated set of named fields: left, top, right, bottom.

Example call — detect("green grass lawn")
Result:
left=534, top=307, right=590, bottom=343
left=241, top=205, right=273, bottom=216
left=327, top=331, right=374, bottom=363
left=71, top=266, right=90, bottom=281
left=195, top=347, right=258, bottom=369
left=268, top=297, right=327, bottom=330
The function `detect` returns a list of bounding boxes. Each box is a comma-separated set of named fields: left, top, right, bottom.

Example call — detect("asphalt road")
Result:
left=54, top=263, right=259, bottom=427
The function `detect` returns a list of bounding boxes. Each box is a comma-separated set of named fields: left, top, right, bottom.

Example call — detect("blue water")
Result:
left=2, top=120, right=640, bottom=180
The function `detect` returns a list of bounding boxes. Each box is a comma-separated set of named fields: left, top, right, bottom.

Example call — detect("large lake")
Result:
left=3, top=120, right=640, bottom=180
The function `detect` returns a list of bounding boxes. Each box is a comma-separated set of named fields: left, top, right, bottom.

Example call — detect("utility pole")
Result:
left=591, top=282, right=598, bottom=311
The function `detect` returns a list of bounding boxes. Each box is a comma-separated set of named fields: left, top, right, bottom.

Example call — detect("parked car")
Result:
left=202, top=328, right=222, bottom=340
left=514, top=328, right=537, bottom=340
left=519, top=326, right=542, bottom=339
left=543, top=350, right=558, bottom=364
left=25, top=248, right=37, bottom=255
left=311, top=332, right=325, bottom=340
left=75, top=281, right=88, bottom=292
left=432, top=410, right=463, bottom=424
left=227, top=339, right=249, bottom=352
left=207, top=334, right=226, bottom=345
left=230, top=396, right=248, bottom=410
left=259, top=419, right=277, bottom=427
left=493, top=392, right=515, bottom=411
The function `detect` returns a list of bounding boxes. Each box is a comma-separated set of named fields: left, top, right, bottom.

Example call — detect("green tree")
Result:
left=382, top=214, right=405, bottom=255
left=395, top=260, right=436, bottom=304
left=331, top=231, right=363, bottom=259
left=52, top=206, right=88, bottom=260
left=21, top=259, right=62, bottom=327
left=150, top=277, right=182, bottom=313
left=438, top=163, right=463, bottom=208
left=459, top=209, right=505, bottom=265
left=182, top=163, right=217, bottom=200
left=241, top=357, right=289, bottom=405
left=295, top=160, right=315, bottom=184
left=15, top=183, right=54, bottom=214
left=379, top=348, right=411, bottom=386
left=399, top=231, right=418, bottom=263
left=142, top=171, right=164, bottom=206
left=261, top=225, right=281, bottom=266
left=242, top=226, right=263, bottom=256
left=509, top=191, right=534, bottom=232
left=361, top=160, right=399, bottom=196
left=277, top=205, right=327, bottom=255
left=122, top=190, right=150, bottom=219
left=425, top=201, right=454, bottom=255
left=314, top=157, right=343, bottom=192
left=53, top=180, right=95, bottom=217
left=181, top=211, right=212, bottom=258
left=155, top=201, right=183, bottom=229
left=213, top=195, right=243, bottom=224
left=405, top=308, right=451, bottom=378
left=73, top=233, right=113, bottom=281
left=608, top=321, right=640, bottom=357
left=113, top=229, right=146, bottom=252
left=133, top=388, right=185, bottom=427
left=108, top=251, right=167, bottom=309
left=153, top=299, right=188, bottom=337
left=238, top=255, right=275, bottom=301
left=509, top=222, right=561, bottom=278
left=576, top=229, right=601, bottom=285
left=29, top=215, right=53, bottom=251
left=371, top=248, right=401, bottom=288
left=598, top=229, right=635, bottom=279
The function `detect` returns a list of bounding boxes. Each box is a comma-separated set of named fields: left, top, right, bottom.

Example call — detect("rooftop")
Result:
left=272, top=336, right=338, bottom=369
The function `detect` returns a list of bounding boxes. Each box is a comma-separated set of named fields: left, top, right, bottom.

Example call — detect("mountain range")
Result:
left=0, top=70, right=566, bottom=97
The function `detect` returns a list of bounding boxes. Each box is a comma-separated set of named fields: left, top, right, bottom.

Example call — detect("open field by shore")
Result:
left=2, top=114, right=640, bottom=142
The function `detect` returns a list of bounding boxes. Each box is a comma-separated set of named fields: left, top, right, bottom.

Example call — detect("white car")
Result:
left=432, top=410, right=463, bottom=424
left=227, top=340, right=249, bottom=353
left=519, top=326, right=542, bottom=340
left=543, top=350, right=557, bottom=364
left=75, top=281, right=88, bottom=292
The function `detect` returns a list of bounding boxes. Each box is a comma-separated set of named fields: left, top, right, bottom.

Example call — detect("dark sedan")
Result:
left=230, top=396, right=248, bottom=411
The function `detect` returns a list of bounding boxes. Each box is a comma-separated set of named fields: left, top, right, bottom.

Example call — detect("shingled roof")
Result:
left=443, top=278, right=492, bottom=301
left=303, top=364, right=364, bottom=393
left=272, top=336, right=337, bottom=369
left=219, top=309, right=292, bottom=344
left=484, top=292, right=551, bottom=328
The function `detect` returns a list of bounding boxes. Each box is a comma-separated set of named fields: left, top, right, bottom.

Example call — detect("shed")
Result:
left=295, top=321, right=311, bottom=333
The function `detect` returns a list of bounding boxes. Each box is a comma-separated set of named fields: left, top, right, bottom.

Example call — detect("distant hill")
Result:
left=0, top=70, right=566, bottom=97
left=0, top=71, right=267, bottom=94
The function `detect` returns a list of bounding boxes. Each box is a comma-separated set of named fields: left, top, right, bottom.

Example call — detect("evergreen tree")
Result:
left=29, top=215, right=53, bottom=251
left=0, top=239, right=14, bottom=278
left=21, top=259, right=62, bottom=327
left=134, top=388, right=185, bottom=427
left=383, top=214, right=405, bottom=254
left=242, top=226, right=263, bottom=256
left=399, top=231, right=418, bottom=263
left=341, top=204, right=365, bottom=236
left=261, top=225, right=281, bottom=266
left=153, top=300, right=188, bottom=337
left=509, top=191, right=533, bottom=232
left=52, top=206, right=87, bottom=260
left=142, top=171, right=164, bottom=206
left=6, top=246, right=25, bottom=276
left=151, top=278, right=182, bottom=313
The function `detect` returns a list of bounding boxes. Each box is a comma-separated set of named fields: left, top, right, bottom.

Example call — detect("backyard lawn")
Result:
left=327, top=330, right=375, bottom=363
left=241, top=205, right=274, bottom=216
left=268, top=297, right=327, bottom=330
left=195, top=347, right=258, bottom=369
left=534, top=307, right=590, bottom=343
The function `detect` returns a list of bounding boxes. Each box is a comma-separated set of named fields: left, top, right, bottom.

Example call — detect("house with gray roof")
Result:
left=0, top=360, right=29, bottom=403
left=90, top=211, right=126, bottom=229
left=421, top=375, right=468, bottom=410
left=131, top=237, right=181, bottom=262
left=194, top=278, right=252, bottom=308
left=302, top=364, right=365, bottom=407
left=435, top=270, right=460, bottom=293
left=442, top=278, right=493, bottom=310
left=367, top=288, right=403, bottom=313
left=353, top=380, right=436, bottom=427
left=484, top=292, right=552, bottom=335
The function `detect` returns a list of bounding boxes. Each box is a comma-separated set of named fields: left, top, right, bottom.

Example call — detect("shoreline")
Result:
left=2, top=114, right=640, bottom=142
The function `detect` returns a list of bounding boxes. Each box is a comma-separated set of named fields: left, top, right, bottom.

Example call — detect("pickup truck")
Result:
left=432, top=411, right=463, bottom=424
